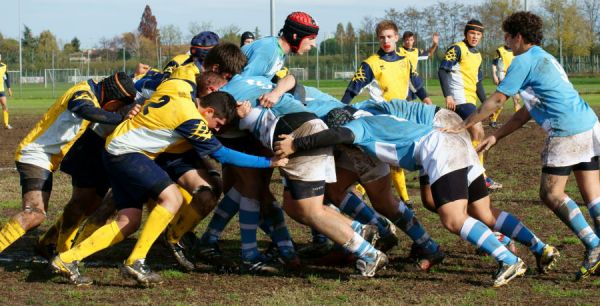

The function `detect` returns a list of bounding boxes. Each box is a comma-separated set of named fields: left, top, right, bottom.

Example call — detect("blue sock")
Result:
left=199, top=188, right=240, bottom=245
left=342, top=232, right=378, bottom=263
left=460, top=217, right=518, bottom=264
left=394, top=201, right=438, bottom=253
left=264, top=202, right=295, bottom=259
left=350, top=220, right=362, bottom=233
left=239, top=196, right=261, bottom=261
left=587, top=197, right=600, bottom=235
left=494, top=211, right=545, bottom=255
left=554, top=197, right=600, bottom=249
left=339, top=192, right=391, bottom=237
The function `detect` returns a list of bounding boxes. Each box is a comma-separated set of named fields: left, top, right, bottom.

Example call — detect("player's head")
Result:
left=464, top=19, right=484, bottom=47
left=402, top=31, right=415, bottom=49
left=190, top=31, right=220, bottom=62
left=502, top=11, right=543, bottom=50
left=196, top=71, right=227, bottom=98
left=376, top=20, right=399, bottom=53
left=203, top=42, right=247, bottom=80
left=325, top=107, right=357, bottom=128
left=99, top=72, right=136, bottom=110
left=279, top=11, right=319, bottom=55
left=197, top=91, right=237, bottom=131
left=240, top=31, right=256, bottom=47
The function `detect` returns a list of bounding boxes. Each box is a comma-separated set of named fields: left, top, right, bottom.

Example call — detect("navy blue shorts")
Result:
left=102, top=151, right=173, bottom=210
left=454, top=103, right=477, bottom=120
left=155, top=150, right=203, bottom=182
left=61, top=129, right=109, bottom=196
left=16, top=162, right=53, bottom=195
left=0, top=91, right=5, bottom=98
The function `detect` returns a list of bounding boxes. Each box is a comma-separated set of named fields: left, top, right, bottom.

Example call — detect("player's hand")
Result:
left=476, top=135, right=497, bottom=153
left=493, top=77, right=500, bottom=86
left=445, top=96, right=456, bottom=111
left=441, top=122, right=467, bottom=134
left=236, top=100, right=252, bottom=118
left=126, top=104, right=142, bottom=119
left=259, top=90, right=282, bottom=108
left=432, top=32, right=440, bottom=45
left=274, top=134, right=296, bottom=158
left=269, top=156, right=289, bottom=167
left=7, top=88, right=12, bottom=97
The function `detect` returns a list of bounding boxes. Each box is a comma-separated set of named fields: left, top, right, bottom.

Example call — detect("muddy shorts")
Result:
left=16, top=161, right=53, bottom=195
left=433, top=108, right=463, bottom=128
left=541, top=122, right=600, bottom=168
left=334, top=146, right=389, bottom=183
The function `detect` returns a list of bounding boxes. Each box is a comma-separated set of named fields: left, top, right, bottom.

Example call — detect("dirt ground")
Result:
left=0, top=113, right=599, bottom=305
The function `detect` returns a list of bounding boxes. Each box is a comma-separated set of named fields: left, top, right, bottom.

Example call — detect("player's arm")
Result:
left=478, top=106, right=531, bottom=152
left=274, top=127, right=355, bottom=158
left=4, top=73, right=11, bottom=96
left=341, top=62, right=375, bottom=104
left=175, top=119, right=285, bottom=168
left=67, top=91, right=125, bottom=124
left=492, top=51, right=501, bottom=85
left=476, top=68, right=486, bottom=103
left=438, top=45, right=461, bottom=110
left=425, top=32, right=439, bottom=57
left=259, top=74, right=296, bottom=108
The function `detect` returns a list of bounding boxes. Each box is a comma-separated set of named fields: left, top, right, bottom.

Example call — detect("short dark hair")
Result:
left=203, top=42, right=247, bottom=77
left=502, top=11, right=543, bottom=45
left=402, top=31, right=414, bottom=41
left=198, top=91, right=237, bottom=123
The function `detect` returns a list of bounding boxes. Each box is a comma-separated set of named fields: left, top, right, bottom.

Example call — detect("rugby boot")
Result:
left=121, top=259, right=163, bottom=286
left=353, top=250, right=388, bottom=278
left=375, top=221, right=399, bottom=253
left=195, top=242, right=236, bottom=272
left=492, top=258, right=527, bottom=287
left=240, top=255, right=280, bottom=274
left=50, top=256, right=93, bottom=286
left=575, top=244, right=600, bottom=280
left=535, top=244, right=560, bottom=274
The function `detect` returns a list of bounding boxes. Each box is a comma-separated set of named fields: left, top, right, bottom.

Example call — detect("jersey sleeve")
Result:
left=67, top=91, right=124, bottom=124
left=341, top=62, right=375, bottom=104
left=439, top=45, right=461, bottom=71
left=4, top=73, right=10, bottom=89
left=492, top=49, right=501, bottom=66
left=496, top=57, right=529, bottom=97
left=175, top=119, right=272, bottom=168
left=292, top=127, right=355, bottom=151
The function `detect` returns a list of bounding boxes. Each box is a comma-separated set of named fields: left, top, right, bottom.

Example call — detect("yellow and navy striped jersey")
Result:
left=439, top=41, right=483, bottom=105
left=15, top=80, right=122, bottom=171
left=163, top=54, right=192, bottom=75
left=0, top=62, right=9, bottom=92
left=397, top=47, right=428, bottom=75
left=342, top=49, right=412, bottom=103
left=105, top=78, right=217, bottom=160
left=493, top=46, right=515, bottom=80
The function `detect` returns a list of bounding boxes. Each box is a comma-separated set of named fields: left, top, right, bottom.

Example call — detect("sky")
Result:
left=0, top=0, right=532, bottom=48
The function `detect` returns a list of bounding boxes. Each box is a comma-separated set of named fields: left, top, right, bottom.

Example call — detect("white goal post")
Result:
left=44, top=69, right=81, bottom=88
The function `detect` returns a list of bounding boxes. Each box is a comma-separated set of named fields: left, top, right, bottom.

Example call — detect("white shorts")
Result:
left=541, top=122, right=600, bottom=167
left=281, top=119, right=337, bottom=183
left=433, top=109, right=463, bottom=128
left=335, top=146, right=390, bottom=183
left=413, top=130, right=484, bottom=185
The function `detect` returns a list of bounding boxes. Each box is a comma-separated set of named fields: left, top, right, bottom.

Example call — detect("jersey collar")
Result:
left=377, top=49, right=404, bottom=62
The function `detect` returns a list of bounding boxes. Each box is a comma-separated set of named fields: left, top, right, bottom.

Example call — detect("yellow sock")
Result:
left=168, top=204, right=202, bottom=244
left=391, top=167, right=410, bottom=202
left=490, top=106, right=503, bottom=122
left=126, top=204, right=174, bottom=265
left=0, top=219, right=26, bottom=253
left=354, top=184, right=366, bottom=197
left=38, top=214, right=62, bottom=247
left=72, top=220, right=104, bottom=246
left=56, top=215, right=85, bottom=253
left=2, top=110, right=8, bottom=127
left=472, top=140, right=484, bottom=166
left=59, top=221, right=124, bottom=263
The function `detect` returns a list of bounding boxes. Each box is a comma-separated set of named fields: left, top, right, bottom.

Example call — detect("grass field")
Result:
left=1, top=78, right=600, bottom=304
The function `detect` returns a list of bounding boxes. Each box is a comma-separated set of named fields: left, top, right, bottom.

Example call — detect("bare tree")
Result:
left=161, top=24, right=183, bottom=58
left=188, top=21, right=213, bottom=42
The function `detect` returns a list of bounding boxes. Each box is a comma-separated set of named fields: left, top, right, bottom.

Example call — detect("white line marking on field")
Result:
left=0, top=167, right=16, bottom=171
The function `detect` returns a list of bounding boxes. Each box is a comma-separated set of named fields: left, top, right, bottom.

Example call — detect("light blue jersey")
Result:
left=497, top=46, right=597, bottom=136
left=241, top=37, right=286, bottom=80
left=354, top=99, right=438, bottom=127
left=220, top=74, right=306, bottom=116
left=343, top=115, right=433, bottom=171
left=304, top=86, right=346, bottom=119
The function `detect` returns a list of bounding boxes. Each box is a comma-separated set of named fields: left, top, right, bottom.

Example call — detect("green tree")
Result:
left=70, top=37, right=81, bottom=52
